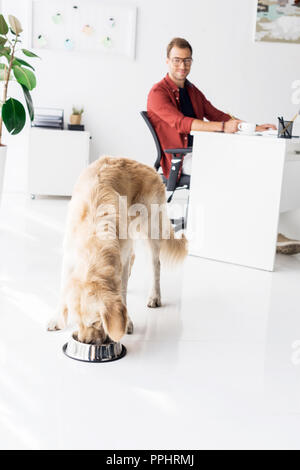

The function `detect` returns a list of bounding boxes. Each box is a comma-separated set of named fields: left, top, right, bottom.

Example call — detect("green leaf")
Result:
left=0, top=45, right=11, bottom=56
left=13, top=57, right=35, bottom=71
left=8, top=15, right=23, bottom=35
left=0, top=36, right=7, bottom=46
left=22, top=49, right=40, bottom=58
left=0, top=15, right=8, bottom=35
left=2, top=98, right=26, bottom=135
left=21, top=84, right=34, bottom=121
left=13, top=65, right=36, bottom=90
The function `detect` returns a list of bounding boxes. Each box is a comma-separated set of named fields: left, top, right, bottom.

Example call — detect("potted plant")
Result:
left=0, top=14, right=38, bottom=201
left=70, top=106, right=84, bottom=125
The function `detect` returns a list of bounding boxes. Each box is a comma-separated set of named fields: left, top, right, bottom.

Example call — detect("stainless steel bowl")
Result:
left=63, top=333, right=127, bottom=363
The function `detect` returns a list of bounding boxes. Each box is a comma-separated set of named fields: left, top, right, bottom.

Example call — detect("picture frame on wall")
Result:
left=29, top=0, right=137, bottom=59
left=255, top=0, right=300, bottom=44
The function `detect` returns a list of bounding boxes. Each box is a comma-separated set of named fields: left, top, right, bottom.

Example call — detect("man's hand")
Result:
left=224, top=119, right=243, bottom=134
left=256, top=123, right=277, bottom=132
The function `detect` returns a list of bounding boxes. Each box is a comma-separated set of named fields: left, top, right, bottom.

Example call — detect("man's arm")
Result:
left=256, top=123, right=277, bottom=131
left=148, top=85, right=276, bottom=135
left=191, top=119, right=242, bottom=133
left=149, top=88, right=242, bottom=134
left=191, top=120, right=277, bottom=133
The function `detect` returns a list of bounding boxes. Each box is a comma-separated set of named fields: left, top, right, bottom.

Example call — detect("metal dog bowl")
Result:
left=63, top=333, right=127, bottom=363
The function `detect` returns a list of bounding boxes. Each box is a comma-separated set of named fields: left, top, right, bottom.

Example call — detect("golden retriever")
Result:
left=47, top=156, right=187, bottom=344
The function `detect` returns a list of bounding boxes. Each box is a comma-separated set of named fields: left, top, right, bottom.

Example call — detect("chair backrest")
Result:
left=140, top=111, right=162, bottom=171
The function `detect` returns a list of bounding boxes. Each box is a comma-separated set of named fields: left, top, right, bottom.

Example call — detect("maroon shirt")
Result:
left=147, top=74, right=231, bottom=178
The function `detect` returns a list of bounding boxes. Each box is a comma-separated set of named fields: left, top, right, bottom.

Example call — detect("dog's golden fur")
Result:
left=48, top=156, right=187, bottom=344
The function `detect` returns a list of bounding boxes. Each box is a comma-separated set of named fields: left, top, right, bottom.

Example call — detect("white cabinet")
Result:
left=28, top=128, right=90, bottom=197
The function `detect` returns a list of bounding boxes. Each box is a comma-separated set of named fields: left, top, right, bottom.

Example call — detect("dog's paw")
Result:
left=47, top=318, right=63, bottom=332
left=147, top=296, right=161, bottom=308
left=126, top=319, right=134, bottom=334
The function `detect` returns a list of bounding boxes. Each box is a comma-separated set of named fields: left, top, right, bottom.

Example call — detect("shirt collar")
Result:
left=165, top=73, right=191, bottom=92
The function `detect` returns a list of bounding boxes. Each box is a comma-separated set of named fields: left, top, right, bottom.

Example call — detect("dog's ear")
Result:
left=101, top=298, right=127, bottom=342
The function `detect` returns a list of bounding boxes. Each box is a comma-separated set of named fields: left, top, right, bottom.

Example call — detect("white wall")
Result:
left=2, top=0, right=300, bottom=193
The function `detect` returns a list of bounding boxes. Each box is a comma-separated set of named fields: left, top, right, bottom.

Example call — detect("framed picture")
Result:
left=255, top=0, right=300, bottom=44
left=29, top=0, right=137, bottom=59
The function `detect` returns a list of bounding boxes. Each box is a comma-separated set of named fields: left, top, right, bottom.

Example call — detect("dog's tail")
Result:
left=160, top=216, right=188, bottom=265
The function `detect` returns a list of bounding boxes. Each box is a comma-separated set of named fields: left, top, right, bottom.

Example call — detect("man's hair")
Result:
left=167, top=37, right=193, bottom=58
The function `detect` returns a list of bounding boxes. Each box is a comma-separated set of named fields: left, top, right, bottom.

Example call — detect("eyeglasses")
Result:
left=171, top=57, right=193, bottom=66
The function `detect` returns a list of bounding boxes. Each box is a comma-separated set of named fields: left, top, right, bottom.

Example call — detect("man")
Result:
left=147, top=37, right=300, bottom=254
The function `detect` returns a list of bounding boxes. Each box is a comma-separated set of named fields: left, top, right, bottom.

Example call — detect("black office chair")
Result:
left=140, top=111, right=191, bottom=230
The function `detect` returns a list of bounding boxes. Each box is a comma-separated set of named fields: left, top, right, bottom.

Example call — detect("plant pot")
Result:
left=0, top=145, right=7, bottom=205
left=70, top=114, right=81, bottom=125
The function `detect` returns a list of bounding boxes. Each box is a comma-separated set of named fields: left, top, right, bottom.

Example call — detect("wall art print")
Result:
left=31, top=0, right=137, bottom=58
left=255, top=0, right=300, bottom=44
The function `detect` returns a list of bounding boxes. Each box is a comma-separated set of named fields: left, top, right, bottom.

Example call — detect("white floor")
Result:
left=1, top=193, right=300, bottom=450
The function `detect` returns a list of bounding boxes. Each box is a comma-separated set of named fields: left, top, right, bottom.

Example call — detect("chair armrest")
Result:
left=164, top=147, right=192, bottom=155
left=164, top=147, right=192, bottom=192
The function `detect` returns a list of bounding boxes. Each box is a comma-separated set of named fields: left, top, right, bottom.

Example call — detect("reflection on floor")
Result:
left=1, top=193, right=300, bottom=450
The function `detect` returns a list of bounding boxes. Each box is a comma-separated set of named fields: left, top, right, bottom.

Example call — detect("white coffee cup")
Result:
left=238, top=122, right=256, bottom=135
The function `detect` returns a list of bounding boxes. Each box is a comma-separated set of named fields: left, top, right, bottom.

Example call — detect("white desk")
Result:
left=187, top=132, right=300, bottom=271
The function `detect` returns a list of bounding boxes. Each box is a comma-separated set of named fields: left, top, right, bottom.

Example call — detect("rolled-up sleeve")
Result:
left=148, top=88, right=194, bottom=134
